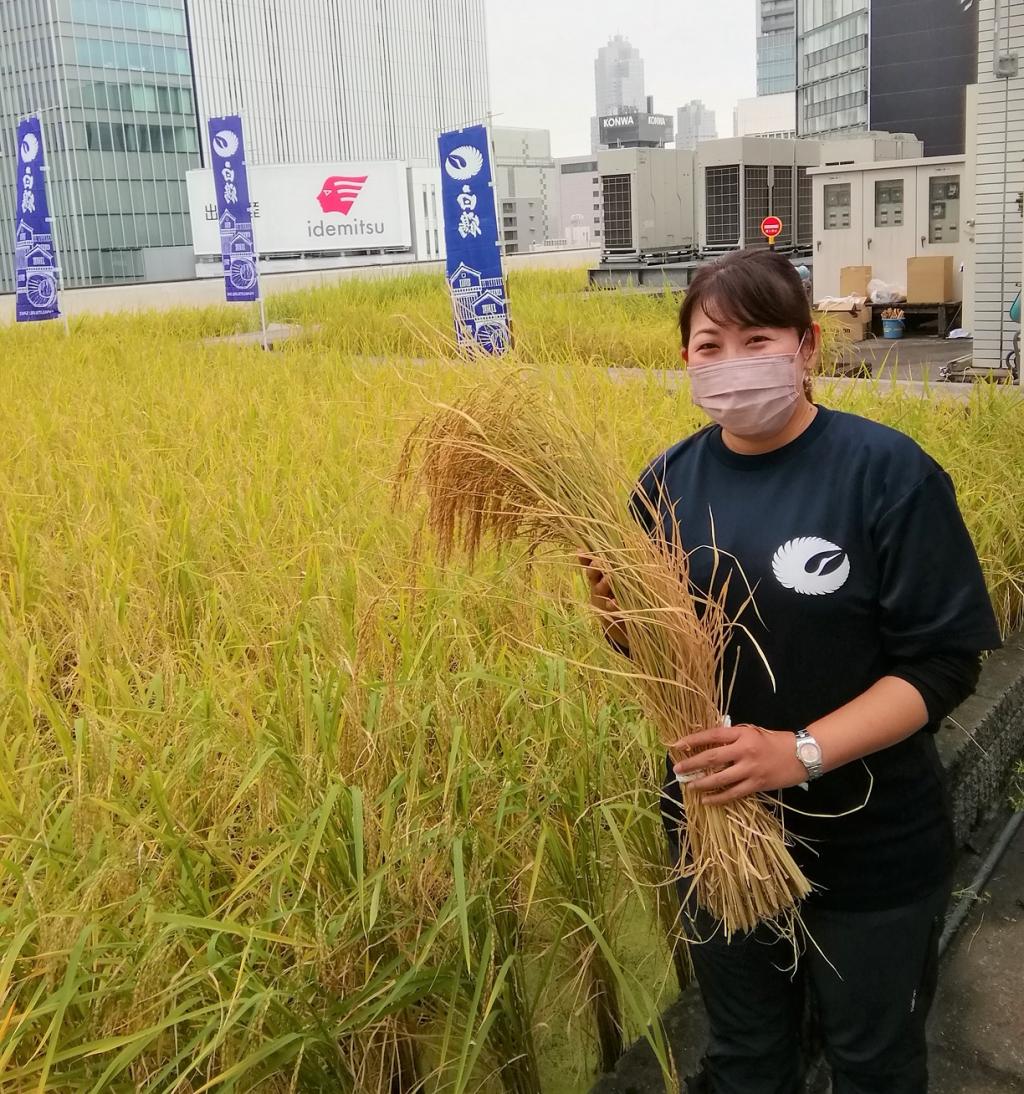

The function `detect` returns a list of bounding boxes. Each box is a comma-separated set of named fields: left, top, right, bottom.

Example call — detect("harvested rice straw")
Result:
left=394, top=374, right=812, bottom=938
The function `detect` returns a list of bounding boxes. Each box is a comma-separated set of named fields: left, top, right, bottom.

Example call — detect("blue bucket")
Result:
left=882, top=318, right=904, bottom=340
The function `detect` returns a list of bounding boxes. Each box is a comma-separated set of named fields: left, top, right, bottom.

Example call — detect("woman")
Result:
left=580, top=250, right=1000, bottom=1094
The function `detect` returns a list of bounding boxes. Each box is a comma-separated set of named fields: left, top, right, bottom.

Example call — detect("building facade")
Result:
left=592, top=34, right=645, bottom=150
left=186, top=0, right=489, bottom=168
left=594, top=34, right=645, bottom=117
left=797, top=0, right=977, bottom=154
left=734, top=93, right=797, bottom=139
left=869, top=0, right=978, bottom=157
left=757, top=0, right=797, bottom=95
left=676, top=100, right=718, bottom=152
left=797, top=0, right=870, bottom=137
left=971, top=0, right=1024, bottom=371
left=557, top=156, right=603, bottom=247
left=1, top=0, right=490, bottom=294
left=0, top=0, right=200, bottom=292
left=492, top=127, right=559, bottom=254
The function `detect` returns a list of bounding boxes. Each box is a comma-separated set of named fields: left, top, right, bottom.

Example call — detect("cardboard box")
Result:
left=840, top=266, right=873, bottom=298
left=907, top=256, right=954, bottom=303
left=815, top=305, right=872, bottom=343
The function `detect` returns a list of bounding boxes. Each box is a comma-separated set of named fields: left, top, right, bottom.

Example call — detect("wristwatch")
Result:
left=794, top=728, right=824, bottom=782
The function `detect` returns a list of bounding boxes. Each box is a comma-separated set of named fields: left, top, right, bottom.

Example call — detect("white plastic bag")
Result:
left=867, top=279, right=907, bottom=305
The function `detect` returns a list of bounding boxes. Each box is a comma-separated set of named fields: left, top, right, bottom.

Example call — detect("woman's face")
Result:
left=684, top=317, right=808, bottom=368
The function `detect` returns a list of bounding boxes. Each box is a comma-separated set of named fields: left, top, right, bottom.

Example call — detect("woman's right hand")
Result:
left=578, top=552, right=630, bottom=653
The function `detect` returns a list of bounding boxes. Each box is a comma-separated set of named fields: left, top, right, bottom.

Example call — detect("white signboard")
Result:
left=187, top=160, right=413, bottom=255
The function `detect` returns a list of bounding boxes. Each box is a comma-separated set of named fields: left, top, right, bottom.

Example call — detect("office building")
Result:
left=492, top=128, right=560, bottom=254
left=869, top=0, right=978, bottom=157
left=0, top=0, right=200, bottom=292
left=797, top=0, right=977, bottom=155
left=734, top=94, right=797, bottom=139
left=757, top=0, right=797, bottom=95
left=557, top=156, right=603, bottom=247
left=676, top=100, right=718, bottom=152
left=186, top=0, right=489, bottom=167
left=592, top=35, right=645, bottom=150
left=1, top=0, right=490, bottom=293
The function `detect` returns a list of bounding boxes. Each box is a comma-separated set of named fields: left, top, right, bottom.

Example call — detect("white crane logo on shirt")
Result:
left=772, top=537, right=851, bottom=596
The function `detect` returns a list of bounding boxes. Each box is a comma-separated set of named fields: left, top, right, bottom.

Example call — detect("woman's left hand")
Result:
left=670, top=723, right=810, bottom=805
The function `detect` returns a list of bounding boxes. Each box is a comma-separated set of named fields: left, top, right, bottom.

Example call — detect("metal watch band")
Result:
left=795, top=727, right=825, bottom=781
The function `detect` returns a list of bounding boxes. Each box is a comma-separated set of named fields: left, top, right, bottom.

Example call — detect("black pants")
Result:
left=665, top=821, right=950, bottom=1093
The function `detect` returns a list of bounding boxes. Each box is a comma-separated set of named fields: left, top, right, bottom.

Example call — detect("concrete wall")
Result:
left=0, top=248, right=600, bottom=324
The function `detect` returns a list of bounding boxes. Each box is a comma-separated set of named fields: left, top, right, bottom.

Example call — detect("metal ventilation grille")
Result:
left=744, top=165, right=770, bottom=245
left=797, top=166, right=813, bottom=246
left=772, top=166, right=793, bottom=245
left=602, top=173, right=633, bottom=249
left=705, top=165, right=740, bottom=247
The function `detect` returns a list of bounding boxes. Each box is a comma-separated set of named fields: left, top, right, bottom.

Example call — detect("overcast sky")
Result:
left=485, top=0, right=756, bottom=157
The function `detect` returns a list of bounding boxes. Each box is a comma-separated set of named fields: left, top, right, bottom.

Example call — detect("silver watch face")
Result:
left=797, top=740, right=822, bottom=765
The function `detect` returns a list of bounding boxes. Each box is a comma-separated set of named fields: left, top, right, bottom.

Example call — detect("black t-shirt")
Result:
left=635, top=406, right=1001, bottom=911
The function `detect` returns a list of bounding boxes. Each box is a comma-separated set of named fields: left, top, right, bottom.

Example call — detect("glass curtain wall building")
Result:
left=756, top=0, right=797, bottom=95
left=797, top=0, right=976, bottom=152
left=0, top=0, right=201, bottom=292
left=797, top=0, right=870, bottom=137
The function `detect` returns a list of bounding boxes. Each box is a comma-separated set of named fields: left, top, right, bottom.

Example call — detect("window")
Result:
left=71, top=0, right=187, bottom=36
left=824, top=183, right=851, bottom=229
left=929, top=175, right=960, bottom=243
left=874, top=180, right=904, bottom=228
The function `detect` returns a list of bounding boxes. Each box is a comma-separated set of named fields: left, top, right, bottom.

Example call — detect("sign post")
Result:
left=437, top=124, right=511, bottom=356
left=13, top=115, right=65, bottom=331
left=207, top=114, right=267, bottom=349
left=760, top=215, right=783, bottom=251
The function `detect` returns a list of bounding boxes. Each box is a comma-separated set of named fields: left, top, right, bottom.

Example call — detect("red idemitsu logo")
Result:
left=317, top=175, right=368, bottom=215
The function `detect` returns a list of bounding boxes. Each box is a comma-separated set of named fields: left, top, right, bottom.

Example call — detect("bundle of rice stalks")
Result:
left=395, top=372, right=811, bottom=939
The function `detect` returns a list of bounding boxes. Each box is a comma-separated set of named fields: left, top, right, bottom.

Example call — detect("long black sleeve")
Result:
left=888, top=651, right=983, bottom=728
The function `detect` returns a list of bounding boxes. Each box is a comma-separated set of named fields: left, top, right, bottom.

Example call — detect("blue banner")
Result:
left=207, top=114, right=260, bottom=303
left=13, top=116, right=61, bottom=323
left=438, top=124, right=511, bottom=355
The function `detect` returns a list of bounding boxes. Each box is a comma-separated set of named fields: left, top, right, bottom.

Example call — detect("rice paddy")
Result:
left=1, top=267, right=1022, bottom=1092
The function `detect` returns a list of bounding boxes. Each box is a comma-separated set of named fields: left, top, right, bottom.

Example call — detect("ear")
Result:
left=680, top=346, right=689, bottom=365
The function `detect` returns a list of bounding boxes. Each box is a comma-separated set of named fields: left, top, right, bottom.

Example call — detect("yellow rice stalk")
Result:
left=395, top=372, right=812, bottom=939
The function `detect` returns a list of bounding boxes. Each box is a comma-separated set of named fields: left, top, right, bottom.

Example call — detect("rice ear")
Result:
left=396, top=373, right=812, bottom=938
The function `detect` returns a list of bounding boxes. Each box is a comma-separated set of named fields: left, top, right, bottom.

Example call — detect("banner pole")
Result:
left=56, top=264, right=69, bottom=336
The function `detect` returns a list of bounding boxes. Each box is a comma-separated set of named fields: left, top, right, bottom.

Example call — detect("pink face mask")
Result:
left=687, top=335, right=809, bottom=438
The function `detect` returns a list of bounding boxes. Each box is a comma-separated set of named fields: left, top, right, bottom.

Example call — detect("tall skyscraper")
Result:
left=592, top=34, right=645, bottom=150
left=756, top=0, right=797, bottom=96
left=676, top=100, right=718, bottom=152
left=187, top=0, right=489, bottom=167
left=594, top=34, right=645, bottom=117
left=0, top=0, right=201, bottom=292
left=0, top=0, right=491, bottom=293
left=797, top=0, right=977, bottom=155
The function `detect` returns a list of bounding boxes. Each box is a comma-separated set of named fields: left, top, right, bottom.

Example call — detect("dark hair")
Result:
left=679, top=249, right=813, bottom=347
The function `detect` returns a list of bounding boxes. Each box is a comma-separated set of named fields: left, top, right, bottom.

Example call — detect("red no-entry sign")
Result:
left=761, top=216, right=783, bottom=240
